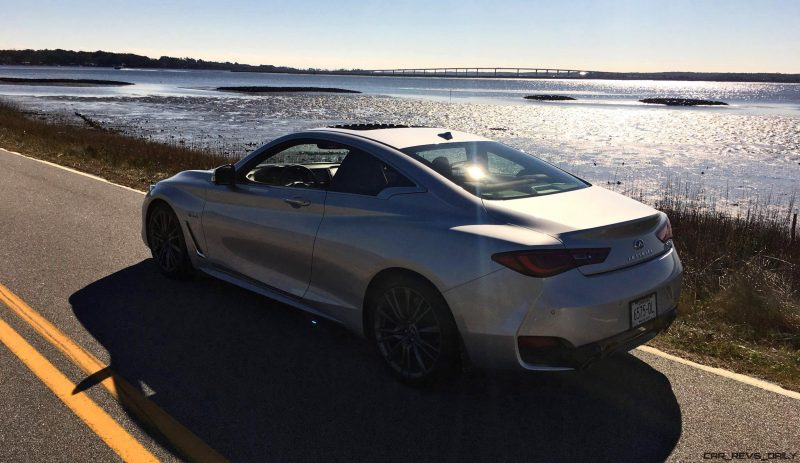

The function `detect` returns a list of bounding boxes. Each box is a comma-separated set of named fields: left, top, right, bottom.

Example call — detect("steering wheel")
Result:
left=280, top=164, right=318, bottom=188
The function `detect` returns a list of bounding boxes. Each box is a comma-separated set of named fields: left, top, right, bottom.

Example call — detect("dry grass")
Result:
left=650, top=182, right=800, bottom=391
left=0, top=101, right=228, bottom=190
left=1, top=100, right=798, bottom=389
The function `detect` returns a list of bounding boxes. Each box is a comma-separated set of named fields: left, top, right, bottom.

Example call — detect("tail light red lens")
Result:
left=656, top=217, right=673, bottom=242
left=492, top=248, right=610, bottom=277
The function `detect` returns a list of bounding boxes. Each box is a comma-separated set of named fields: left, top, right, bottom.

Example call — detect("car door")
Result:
left=201, top=139, right=347, bottom=297
left=302, top=148, right=423, bottom=325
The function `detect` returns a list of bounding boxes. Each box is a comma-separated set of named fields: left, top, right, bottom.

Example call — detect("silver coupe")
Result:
left=142, top=125, right=682, bottom=384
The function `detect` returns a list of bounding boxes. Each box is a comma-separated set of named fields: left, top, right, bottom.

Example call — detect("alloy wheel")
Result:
left=148, top=207, right=184, bottom=273
left=373, top=286, right=443, bottom=379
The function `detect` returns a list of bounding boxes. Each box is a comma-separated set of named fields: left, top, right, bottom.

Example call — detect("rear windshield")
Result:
left=401, top=141, right=588, bottom=200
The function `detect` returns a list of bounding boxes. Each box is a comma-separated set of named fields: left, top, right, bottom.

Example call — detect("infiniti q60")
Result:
left=142, top=125, right=682, bottom=384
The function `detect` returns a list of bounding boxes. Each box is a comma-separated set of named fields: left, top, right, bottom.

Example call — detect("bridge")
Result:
left=360, top=67, right=589, bottom=78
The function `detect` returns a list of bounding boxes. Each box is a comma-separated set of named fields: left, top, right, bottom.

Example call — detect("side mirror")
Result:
left=213, top=164, right=236, bottom=185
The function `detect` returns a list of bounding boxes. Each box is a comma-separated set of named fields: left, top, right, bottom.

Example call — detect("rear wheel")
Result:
left=369, top=275, right=460, bottom=384
left=147, top=203, right=192, bottom=278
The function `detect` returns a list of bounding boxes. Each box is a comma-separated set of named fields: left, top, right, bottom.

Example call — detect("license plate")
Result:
left=630, top=293, right=657, bottom=328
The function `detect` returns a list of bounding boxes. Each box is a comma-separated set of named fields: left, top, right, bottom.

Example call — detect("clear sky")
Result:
left=1, top=0, right=799, bottom=73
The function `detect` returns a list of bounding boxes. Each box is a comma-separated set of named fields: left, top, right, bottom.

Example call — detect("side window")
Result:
left=244, top=141, right=349, bottom=189
left=329, top=149, right=414, bottom=196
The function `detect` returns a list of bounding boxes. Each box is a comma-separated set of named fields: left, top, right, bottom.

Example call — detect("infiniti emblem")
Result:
left=633, top=239, right=645, bottom=250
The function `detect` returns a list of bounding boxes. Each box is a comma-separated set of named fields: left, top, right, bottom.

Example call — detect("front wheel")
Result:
left=147, top=202, right=192, bottom=278
left=369, top=275, right=460, bottom=385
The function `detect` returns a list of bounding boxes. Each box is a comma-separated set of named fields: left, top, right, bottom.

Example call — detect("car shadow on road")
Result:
left=70, top=259, right=681, bottom=462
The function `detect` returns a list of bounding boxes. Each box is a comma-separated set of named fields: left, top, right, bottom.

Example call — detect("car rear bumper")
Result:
left=517, top=307, right=677, bottom=369
left=443, top=247, right=682, bottom=371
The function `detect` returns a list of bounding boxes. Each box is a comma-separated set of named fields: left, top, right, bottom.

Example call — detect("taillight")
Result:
left=492, top=248, right=610, bottom=277
left=656, top=217, right=673, bottom=242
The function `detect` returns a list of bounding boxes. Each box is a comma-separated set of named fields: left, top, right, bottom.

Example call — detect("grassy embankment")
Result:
left=0, top=102, right=228, bottom=190
left=649, top=188, right=798, bottom=390
left=1, top=101, right=798, bottom=390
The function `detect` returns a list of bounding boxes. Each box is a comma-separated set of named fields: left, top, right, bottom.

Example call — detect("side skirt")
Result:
left=199, top=264, right=346, bottom=327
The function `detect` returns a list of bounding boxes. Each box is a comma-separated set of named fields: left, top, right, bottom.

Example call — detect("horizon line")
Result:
left=2, top=47, right=800, bottom=76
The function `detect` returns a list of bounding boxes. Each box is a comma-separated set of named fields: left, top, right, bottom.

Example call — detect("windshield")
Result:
left=401, top=141, right=588, bottom=200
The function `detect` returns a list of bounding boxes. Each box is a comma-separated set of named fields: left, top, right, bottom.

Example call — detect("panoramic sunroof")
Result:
left=328, top=123, right=425, bottom=130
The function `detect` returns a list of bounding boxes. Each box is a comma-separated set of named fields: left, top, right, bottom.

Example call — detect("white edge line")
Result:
left=637, top=345, right=800, bottom=400
left=0, top=147, right=146, bottom=195
left=2, top=147, right=798, bottom=400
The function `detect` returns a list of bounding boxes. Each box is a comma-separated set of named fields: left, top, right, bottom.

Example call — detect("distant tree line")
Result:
left=1, top=49, right=798, bottom=82
left=0, top=48, right=341, bottom=74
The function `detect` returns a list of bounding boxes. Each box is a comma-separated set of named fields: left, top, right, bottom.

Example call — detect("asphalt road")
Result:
left=0, top=147, right=798, bottom=463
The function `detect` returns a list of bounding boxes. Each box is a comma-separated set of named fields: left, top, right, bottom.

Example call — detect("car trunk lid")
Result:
left=482, top=186, right=670, bottom=275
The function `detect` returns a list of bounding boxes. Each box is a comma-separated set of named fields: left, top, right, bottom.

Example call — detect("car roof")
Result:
left=308, top=126, right=491, bottom=150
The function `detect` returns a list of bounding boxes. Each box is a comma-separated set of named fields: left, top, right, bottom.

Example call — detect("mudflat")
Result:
left=639, top=97, right=728, bottom=106
left=524, top=94, right=576, bottom=101
left=0, top=77, right=133, bottom=86
left=216, top=86, right=361, bottom=94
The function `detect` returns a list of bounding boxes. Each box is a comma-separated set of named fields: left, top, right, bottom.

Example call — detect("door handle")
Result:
left=283, top=197, right=311, bottom=208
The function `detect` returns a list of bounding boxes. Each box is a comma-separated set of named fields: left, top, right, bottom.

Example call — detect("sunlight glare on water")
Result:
left=1, top=66, right=798, bottom=212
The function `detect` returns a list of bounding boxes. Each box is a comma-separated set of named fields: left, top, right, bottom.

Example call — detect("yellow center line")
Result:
left=0, top=315, right=159, bottom=462
left=0, top=283, right=229, bottom=463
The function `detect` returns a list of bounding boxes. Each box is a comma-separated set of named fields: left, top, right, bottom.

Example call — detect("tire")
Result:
left=368, top=274, right=460, bottom=385
left=146, top=202, right=193, bottom=278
